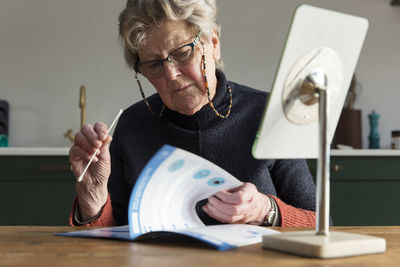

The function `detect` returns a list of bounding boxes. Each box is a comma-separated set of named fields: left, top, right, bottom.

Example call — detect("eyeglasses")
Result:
left=134, top=34, right=200, bottom=79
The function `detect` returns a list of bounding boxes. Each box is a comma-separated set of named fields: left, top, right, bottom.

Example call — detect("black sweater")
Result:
left=108, top=71, right=316, bottom=225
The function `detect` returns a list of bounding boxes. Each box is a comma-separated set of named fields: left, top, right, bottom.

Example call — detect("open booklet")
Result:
left=57, top=145, right=279, bottom=251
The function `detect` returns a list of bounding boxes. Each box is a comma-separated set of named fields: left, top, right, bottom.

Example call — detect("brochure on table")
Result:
left=58, top=145, right=278, bottom=251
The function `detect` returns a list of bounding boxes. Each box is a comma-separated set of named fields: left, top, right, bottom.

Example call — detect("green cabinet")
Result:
left=1, top=152, right=399, bottom=226
left=0, top=155, right=75, bottom=225
left=308, top=156, right=400, bottom=226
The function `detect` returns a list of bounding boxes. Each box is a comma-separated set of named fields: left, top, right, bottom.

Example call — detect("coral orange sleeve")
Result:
left=270, top=195, right=316, bottom=227
left=69, top=193, right=117, bottom=227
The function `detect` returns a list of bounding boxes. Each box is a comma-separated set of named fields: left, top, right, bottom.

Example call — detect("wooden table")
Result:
left=0, top=226, right=399, bottom=266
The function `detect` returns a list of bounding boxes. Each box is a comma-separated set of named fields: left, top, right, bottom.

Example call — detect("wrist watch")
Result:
left=264, top=196, right=277, bottom=226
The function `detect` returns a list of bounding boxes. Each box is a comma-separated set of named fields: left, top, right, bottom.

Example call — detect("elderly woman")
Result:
left=69, top=0, right=316, bottom=227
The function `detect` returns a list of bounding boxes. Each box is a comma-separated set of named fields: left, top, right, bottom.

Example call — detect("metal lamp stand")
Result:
left=262, top=69, right=386, bottom=258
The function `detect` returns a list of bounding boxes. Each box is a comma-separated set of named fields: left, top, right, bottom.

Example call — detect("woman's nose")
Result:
left=163, top=61, right=181, bottom=80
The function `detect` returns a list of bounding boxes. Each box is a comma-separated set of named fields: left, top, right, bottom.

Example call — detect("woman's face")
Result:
left=137, top=21, right=221, bottom=116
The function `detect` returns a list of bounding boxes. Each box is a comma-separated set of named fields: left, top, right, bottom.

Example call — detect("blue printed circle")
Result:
left=207, top=177, right=226, bottom=186
left=168, top=159, right=184, bottom=172
left=193, top=169, right=211, bottom=179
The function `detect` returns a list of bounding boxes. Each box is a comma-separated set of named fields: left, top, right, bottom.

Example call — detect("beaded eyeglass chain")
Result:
left=135, top=72, right=166, bottom=118
left=200, top=40, right=232, bottom=119
left=134, top=37, right=233, bottom=119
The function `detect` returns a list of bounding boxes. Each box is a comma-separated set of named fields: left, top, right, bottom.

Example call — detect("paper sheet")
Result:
left=128, top=145, right=243, bottom=236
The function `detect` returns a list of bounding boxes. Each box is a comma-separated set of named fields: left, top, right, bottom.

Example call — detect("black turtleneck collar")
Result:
left=162, top=70, right=231, bottom=131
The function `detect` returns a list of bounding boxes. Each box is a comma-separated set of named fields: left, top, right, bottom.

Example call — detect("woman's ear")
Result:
left=211, top=29, right=221, bottom=62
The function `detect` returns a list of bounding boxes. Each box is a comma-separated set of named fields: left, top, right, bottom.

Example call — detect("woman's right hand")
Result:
left=69, top=122, right=112, bottom=221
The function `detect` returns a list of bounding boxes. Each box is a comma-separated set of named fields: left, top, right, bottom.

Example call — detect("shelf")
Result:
left=0, top=147, right=399, bottom=157
left=331, top=149, right=400, bottom=157
left=0, top=147, right=70, bottom=156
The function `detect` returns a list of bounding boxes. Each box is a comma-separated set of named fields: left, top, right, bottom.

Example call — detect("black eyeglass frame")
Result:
left=134, top=34, right=200, bottom=76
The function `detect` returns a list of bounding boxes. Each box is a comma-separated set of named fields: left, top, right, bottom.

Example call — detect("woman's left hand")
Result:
left=202, top=182, right=272, bottom=225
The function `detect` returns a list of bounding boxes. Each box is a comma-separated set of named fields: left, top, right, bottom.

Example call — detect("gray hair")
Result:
left=118, top=0, right=222, bottom=71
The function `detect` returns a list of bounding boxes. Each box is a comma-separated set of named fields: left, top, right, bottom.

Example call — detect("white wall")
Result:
left=1, top=0, right=399, bottom=148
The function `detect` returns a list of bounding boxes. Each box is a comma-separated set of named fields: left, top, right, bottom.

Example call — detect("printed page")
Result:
left=57, top=224, right=280, bottom=251
left=57, top=225, right=132, bottom=240
left=169, top=224, right=279, bottom=250
left=128, top=145, right=243, bottom=236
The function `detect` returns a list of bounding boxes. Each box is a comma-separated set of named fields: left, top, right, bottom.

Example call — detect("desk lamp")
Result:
left=252, top=5, right=386, bottom=258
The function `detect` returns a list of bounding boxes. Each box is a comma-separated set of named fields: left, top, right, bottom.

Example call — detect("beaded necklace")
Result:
left=200, top=40, right=232, bottom=119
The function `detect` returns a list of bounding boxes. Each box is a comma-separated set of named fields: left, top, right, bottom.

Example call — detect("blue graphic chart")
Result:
left=128, top=145, right=243, bottom=237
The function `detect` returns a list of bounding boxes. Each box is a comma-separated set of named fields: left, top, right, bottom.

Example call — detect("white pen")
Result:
left=77, top=109, right=123, bottom=182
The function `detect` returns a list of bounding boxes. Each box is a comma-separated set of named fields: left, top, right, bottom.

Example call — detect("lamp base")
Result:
left=263, top=231, right=386, bottom=259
